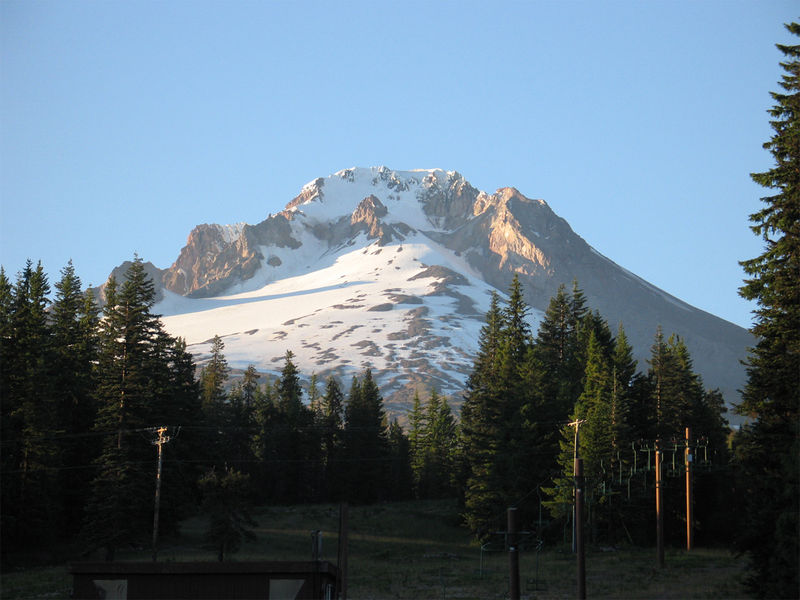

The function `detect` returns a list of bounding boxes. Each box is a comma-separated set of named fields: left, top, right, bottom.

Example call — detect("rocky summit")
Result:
left=107, top=167, right=752, bottom=419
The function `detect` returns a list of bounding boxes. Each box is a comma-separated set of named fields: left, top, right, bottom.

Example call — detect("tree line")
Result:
left=0, top=257, right=458, bottom=562
left=458, top=278, right=732, bottom=548
left=0, top=254, right=732, bottom=561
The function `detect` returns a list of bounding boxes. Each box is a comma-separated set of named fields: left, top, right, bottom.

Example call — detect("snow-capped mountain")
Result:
left=111, top=167, right=752, bottom=418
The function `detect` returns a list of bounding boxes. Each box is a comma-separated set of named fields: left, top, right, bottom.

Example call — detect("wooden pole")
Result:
left=575, top=458, right=586, bottom=599
left=151, top=426, right=170, bottom=562
left=655, top=441, right=664, bottom=568
left=508, top=507, right=520, bottom=600
left=685, top=427, right=693, bottom=551
left=337, top=503, right=348, bottom=600
left=569, top=419, right=585, bottom=554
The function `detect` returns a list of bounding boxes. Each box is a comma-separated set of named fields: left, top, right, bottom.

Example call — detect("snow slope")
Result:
left=149, top=165, right=750, bottom=417
left=157, top=167, right=537, bottom=399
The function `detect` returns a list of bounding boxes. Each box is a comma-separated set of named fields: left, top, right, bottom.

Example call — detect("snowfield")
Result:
left=156, top=167, right=547, bottom=396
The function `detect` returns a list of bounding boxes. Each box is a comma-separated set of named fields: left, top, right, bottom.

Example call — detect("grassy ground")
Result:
left=1, top=499, right=748, bottom=599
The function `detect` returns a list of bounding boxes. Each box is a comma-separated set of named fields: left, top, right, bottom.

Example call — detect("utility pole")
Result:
left=575, top=458, right=586, bottom=600
left=507, top=507, right=520, bottom=600
left=151, top=426, right=175, bottom=562
left=655, top=440, right=664, bottom=568
left=337, top=503, right=349, bottom=600
left=568, top=419, right=586, bottom=554
left=685, top=427, right=693, bottom=551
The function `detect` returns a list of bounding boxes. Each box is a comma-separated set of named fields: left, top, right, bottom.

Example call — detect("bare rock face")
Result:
left=161, top=213, right=303, bottom=297
left=418, top=170, right=480, bottom=230
left=350, top=195, right=398, bottom=245
left=160, top=223, right=262, bottom=297
left=483, top=188, right=556, bottom=275
left=351, top=195, right=388, bottom=227
left=286, top=177, right=324, bottom=211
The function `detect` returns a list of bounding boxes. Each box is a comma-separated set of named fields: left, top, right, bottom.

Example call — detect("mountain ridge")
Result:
left=99, top=166, right=752, bottom=421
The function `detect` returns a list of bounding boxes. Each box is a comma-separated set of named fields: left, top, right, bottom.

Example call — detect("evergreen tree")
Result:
left=421, top=390, right=458, bottom=498
left=271, top=351, right=316, bottom=502
left=0, top=267, right=13, bottom=497
left=0, top=266, right=13, bottom=410
left=408, top=390, right=427, bottom=496
left=318, top=375, right=345, bottom=500
left=387, top=419, right=413, bottom=501
left=201, top=336, right=229, bottom=418
left=610, top=324, right=637, bottom=456
left=343, top=370, right=389, bottom=504
left=577, top=331, right=614, bottom=477
left=83, top=267, right=149, bottom=559
left=461, top=280, right=540, bottom=536
left=51, top=261, right=100, bottom=537
left=307, top=372, right=321, bottom=413
left=501, top=275, right=531, bottom=365
left=1, top=261, right=60, bottom=546
left=546, top=327, right=616, bottom=540
left=531, top=283, right=584, bottom=417
left=198, top=467, right=256, bottom=562
left=82, top=257, right=200, bottom=559
left=202, top=335, right=229, bottom=403
left=647, top=330, right=704, bottom=441
left=460, top=292, right=510, bottom=536
left=250, top=375, right=280, bottom=503
left=734, top=22, right=800, bottom=598
left=158, top=336, right=203, bottom=529
left=276, top=350, right=303, bottom=417
left=227, top=365, right=259, bottom=474
left=520, top=284, right=594, bottom=533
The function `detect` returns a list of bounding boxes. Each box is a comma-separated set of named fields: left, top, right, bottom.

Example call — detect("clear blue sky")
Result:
left=1, top=1, right=796, bottom=329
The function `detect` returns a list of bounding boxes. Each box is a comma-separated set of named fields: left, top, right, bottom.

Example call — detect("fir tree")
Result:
left=51, top=261, right=100, bottom=537
left=272, top=351, right=316, bottom=502
left=547, top=327, right=616, bottom=538
left=343, top=370, right=389, bottom=504
left=610, top=324, right=637, bottom=456
left=82, top=257, right=201, bottom=559
left=387, top=419, right=413, bottom=500
left=2, top=261, right=60, bottom=545
left=201, top=336, right=229, bottom=417
left=307, top=372, right=321, bottom=413
left=158, top=336, right=203, bottom=528
left=199, top=467, right=256, bottom=561
left=250, top=375, right=280, bottom=503
left=422, top=390, right=458, bottom=498
left=318, top=376, right=345, bottom=499
left=647, top=330, right=703, bottom=441
left=532, top=283, right=584, bottom=417
left=734, top=22, right=800, bottom=598
left=227, top=365, right=259, bottom=474
left=0, top=268, right=13, bottom=499
left=408, top=390, right=427, bottom=496
left=462, top=280, right=540, bottom=536
left=276, top=350, right=303, bottom=418
left=200, top=335, right=231, bottom=467
left=460, top=292, right=509, bottom=536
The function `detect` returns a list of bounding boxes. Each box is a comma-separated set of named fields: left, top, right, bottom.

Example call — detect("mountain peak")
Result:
left=102, top=166, right=751, bottom=418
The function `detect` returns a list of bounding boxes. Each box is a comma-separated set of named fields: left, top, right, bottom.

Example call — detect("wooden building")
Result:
left=69, top=560, right=338, bottom=600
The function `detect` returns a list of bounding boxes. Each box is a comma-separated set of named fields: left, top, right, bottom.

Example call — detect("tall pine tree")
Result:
left=82, top=258, right=201, bottom=560
left=1, top=261, right=60, bottom=546
left=342, top=370, right=389, bottom=504
left=51, top=261, right=100, bottom=538
left=734, top=22, right=800, bottom=598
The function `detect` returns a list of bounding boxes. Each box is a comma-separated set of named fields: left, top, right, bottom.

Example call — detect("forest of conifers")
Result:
left=1, top=257, right=735, bottom=563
